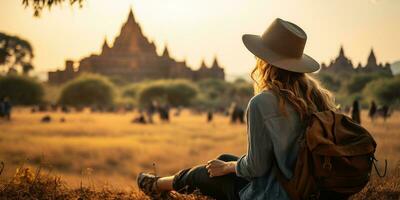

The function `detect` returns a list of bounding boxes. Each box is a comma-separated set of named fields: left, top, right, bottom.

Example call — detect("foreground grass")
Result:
left=0, top=109, right=399, bottom=199
left=0, top=166, right=212, bottom=200
left=0, top=166, right=399, bottom=200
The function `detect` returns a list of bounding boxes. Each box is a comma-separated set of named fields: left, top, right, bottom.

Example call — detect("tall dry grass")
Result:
left=0, top=108, right=399, bottom=199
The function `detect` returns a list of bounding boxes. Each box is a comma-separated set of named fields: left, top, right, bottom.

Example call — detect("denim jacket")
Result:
left=236, top=90, right=304, bottom=200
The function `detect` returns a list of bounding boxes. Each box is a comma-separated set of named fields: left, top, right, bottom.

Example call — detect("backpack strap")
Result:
left=273, top=112, right=321, bottom=200
left=272, top=155, right=301, bottom=200
left=372, top=157, right=387, bottom=178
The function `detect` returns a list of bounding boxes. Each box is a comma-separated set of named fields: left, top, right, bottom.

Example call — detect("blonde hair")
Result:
left=251, top=58, right=336, bottom=119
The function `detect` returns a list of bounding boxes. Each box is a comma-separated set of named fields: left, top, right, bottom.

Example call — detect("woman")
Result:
left=137, top=18, right=336, bottom=200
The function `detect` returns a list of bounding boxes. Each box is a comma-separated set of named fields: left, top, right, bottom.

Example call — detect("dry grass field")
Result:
left=0, top=108, right=399, bottom=199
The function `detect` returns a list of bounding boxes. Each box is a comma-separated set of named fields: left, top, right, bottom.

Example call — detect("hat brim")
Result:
left=242, top=34, right=320, bottom=73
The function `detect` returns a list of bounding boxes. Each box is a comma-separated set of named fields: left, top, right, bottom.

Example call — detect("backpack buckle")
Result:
left=323, top=157, right=332, bottom=171
left=309, top=193, right=319, bottom=200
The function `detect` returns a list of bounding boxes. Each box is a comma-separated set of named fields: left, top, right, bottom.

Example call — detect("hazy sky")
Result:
left=0, top=0, right=399, bottom=79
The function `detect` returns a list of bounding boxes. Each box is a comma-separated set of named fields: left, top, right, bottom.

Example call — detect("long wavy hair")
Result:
left=251, top=58, right=336, bottom=119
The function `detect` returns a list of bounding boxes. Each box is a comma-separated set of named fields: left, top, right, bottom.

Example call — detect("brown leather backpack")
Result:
left=277, top=110, right=377, bottom=200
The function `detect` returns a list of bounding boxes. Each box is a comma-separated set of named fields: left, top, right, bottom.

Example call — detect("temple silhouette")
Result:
left=48, top=9, right=225, bottom=84
left=320, top=46, right=391, bottom=74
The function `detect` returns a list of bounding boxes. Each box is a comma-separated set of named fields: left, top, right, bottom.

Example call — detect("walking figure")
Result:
left=368, top=101, right=377, bottom=122
left=230, top=103, right=245, bottom=124
left=146, top=100, right=157, bottom=123
left=351, top=100, right=361, bottom=124
left=158, top=104, right=170, bottom=122
left=0, top=97, right=4, bottom=119
left=207, top=110, right=213, bottom=123
left=2, top=97, right=12, bottom=121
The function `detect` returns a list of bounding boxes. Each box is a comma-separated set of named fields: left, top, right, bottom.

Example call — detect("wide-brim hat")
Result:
left=242, top=18, right=320, bottom=73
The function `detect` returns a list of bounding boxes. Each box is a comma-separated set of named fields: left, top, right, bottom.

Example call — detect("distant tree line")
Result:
left=316, top=71, right=398, bottom=107
left=0, top=72, right=399, bottom=109
left=0, top=73, right=253, bottom=111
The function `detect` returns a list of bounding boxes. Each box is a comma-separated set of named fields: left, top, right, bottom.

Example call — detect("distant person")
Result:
left=229, top=102, right=236, bottom=122
left=207, top=110, right=213, bottom=123
left=237, top=107, right=245, bottom=124
left=3, top=97, right=12, bottom=121
left=51, top=103, right=58, bottom=112
left=61, top=105, right=70, bottom=113
left=158, top=104, right=170, bottom=122
left=174, top=106, right=182, bottom=116
left=351, top=100, right=361, bottom=124
left=132, top=112, right=147, bottom=124
left=376, top=104, right=391, bottom=122
left=41, top=115, right=51, bottom=123
left=137, top=19, right=343, bottom=200
left=368, top=101, right=377, bottom=122
left=0, top=97, right=4, bottom=118
left=125, top=104, right=134, bottom=112
left=146, top=101, right=157, bottom=123
left=230, top=103, right=245, bottom=124
left=38, top=103, right=48, bottom=112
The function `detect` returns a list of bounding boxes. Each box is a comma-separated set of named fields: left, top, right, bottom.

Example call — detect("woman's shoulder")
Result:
left=248, top=90, right=280, bottom=117
left=249, top=90, right=278, bottom=106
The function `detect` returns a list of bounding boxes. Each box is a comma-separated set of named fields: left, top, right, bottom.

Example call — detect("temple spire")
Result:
left=211, top=56, right=220, bottom=68
left=367, top=48, right=377, bottom=66
left=127, top=8, right=136, bottom=23
left=200, top=59, right=208, bottom=69
left=339, top=45, right=345, bottom=57
left=162, top=44, right=170, bottom=57
left=102, top=37, right=110, bottom=53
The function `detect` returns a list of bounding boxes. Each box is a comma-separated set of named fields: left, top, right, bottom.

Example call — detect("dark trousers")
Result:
left=172, top=154, right=249, bottom=200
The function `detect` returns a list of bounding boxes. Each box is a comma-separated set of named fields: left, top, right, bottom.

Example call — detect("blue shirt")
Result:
left=236, top=90, right=304, bottom=200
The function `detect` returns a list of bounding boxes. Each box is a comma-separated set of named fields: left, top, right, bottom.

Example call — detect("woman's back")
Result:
left=236, top=90, right=304, bottom=200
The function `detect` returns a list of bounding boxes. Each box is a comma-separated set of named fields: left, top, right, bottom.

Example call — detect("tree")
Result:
left=0, top=75, right=44, bottom=105
left=316, top=73, right=341, bottom=92
left=22, top=0, right=84, bottom=16
left=165, top=80, right=198, bottom=106
left=59, top=74, right=115, bottom=107
left=138, top=80, right=198, bottom=107
left=230, top=81, right=253, bottom=104
left=0, top=32, right=34, bottom=75
left=122, top=83, right=142, bottom=99
left=345, top=74, right=380, bottom=94
left=363, top=75, right=400, bottom=106
left=198, top=79, right=231, bottom=100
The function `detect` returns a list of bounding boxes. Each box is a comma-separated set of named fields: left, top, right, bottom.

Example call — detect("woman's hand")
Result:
left=206, top=160, right=236, bottom=177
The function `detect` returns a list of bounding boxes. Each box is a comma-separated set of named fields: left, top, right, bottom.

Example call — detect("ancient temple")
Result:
left=320, top=46, right=354, bottom=73
left=320, top=46, right=391, bottom=74
left=48, top=9, right=225, bottom=84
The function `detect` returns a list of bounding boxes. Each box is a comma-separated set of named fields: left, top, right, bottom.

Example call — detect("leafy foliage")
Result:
left=122, top=83, right=142, bottom=99
left=22, top=0, right=85, bottom=16
left=345, top=73, right=382, bottom=94
left=0, top=32, right=34, bottom=74
left=196, top=78, right=253, bottom=109
left=59, top=74, right=115, bottom=107
left=138, top=80, right=198, bottom=107
left=0, top=75, right=44, bottom=105
left=363, top=75, right=400, bottom=106
left=316, top=73, right=341, bottom=92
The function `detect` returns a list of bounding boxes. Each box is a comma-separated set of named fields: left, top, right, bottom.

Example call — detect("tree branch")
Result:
left=21, top=0, right=85, bottom=17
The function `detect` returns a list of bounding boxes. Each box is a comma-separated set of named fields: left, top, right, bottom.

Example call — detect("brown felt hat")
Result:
left=242, top=18, right=320, bottom=73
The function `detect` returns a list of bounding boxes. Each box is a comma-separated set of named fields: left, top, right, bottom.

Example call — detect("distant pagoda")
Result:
left=320, top=46, right=391, bottom=75
left=48, top=9, right=225, bottom=84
